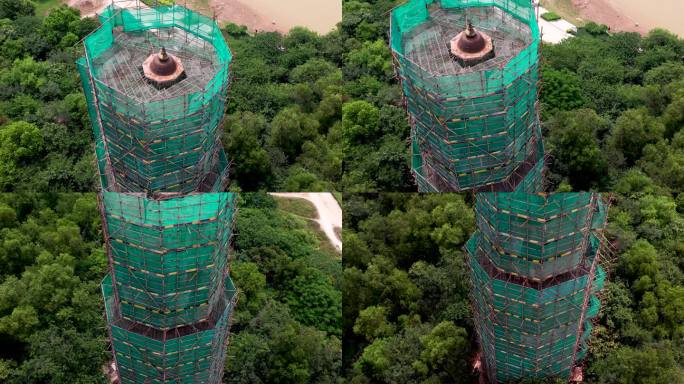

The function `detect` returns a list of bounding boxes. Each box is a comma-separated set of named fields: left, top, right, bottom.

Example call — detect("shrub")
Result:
left=541, top=12, right=561, bottom=22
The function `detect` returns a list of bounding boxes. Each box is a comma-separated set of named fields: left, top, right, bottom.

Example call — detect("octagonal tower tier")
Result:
left=77, top=5, right=232, bottom=193
left=466, top=193, right=610, bottom=383
left=390, top=0, right=544, bottom=192
left=101, top=192, right=236, bottom=329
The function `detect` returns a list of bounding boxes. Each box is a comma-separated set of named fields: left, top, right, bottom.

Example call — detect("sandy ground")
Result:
left=571, top=0, right=648, bottom=34
left=186, top=0, right=272, bottom=33
left=271, top=193, right=342, bottom=253
left=69, top=0, right=147, bottom=18
left=69, top=0, right=341, bottom=35
left=189, top=0, right=340, bottom=34
left=605, top=0, right=684, bottom=36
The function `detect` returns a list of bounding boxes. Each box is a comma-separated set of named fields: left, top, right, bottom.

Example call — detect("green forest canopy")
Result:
left=0, top=0, right=683, bottom=383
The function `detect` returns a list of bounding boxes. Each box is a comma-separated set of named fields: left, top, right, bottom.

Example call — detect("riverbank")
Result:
left=188, top=0, right=340, bottom=34
left=67, top=0, right=341, bottom=35
left=542, top=0, right=683, bottom=36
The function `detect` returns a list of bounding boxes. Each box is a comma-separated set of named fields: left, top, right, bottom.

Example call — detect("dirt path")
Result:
left=271, top=193, right=342, bottom=253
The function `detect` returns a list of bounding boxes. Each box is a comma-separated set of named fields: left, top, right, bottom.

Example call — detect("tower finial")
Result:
left=158, top=47, right=168, bottom=61
left=466, top=20, right=476, bottom=37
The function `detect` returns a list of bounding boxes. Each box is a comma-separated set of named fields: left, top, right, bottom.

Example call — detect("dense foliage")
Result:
left=0, top=4, right=99, bottom=191
left=342, top=192, right=684, bottom=383
left=225, top=193, right=342, bottom=383
left=0, top=193, right=106, bottom=383
left=0, top=2, right=342, bottom=192
left=340, top=0, right=416, bottom=192
left=222, top=25, right=343, bottom=191
left=340, top=7, right=684, bottom=379
left=343, top=194, right=476, bottom=383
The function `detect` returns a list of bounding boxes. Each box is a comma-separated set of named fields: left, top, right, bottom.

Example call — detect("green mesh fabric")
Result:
left=392, top=0, right=543, bottom=191
left=466, top=236, right=601, bottom=381
left=513, top=150, right=545, bottom=194
left=466, top=192, right=609, bottom=382
left=475, top=193, right=605, bottom=278
left=85, top=5, right=238, bottom=382
left=78, top=4, right=231, bottom=193
left=102, top=192, right=236, bottom=329
left=102, top=274, right=236, bottom=383
left=411, top=130, right=545, bottom=193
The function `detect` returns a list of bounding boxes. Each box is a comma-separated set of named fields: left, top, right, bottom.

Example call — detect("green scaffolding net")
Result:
left=102, top=192, right=237, bottom=329
left=391, top=0, right=543, bottom=191
left=102, top=274, right=237, bottom=383
left=78, top=4, right=231, bottom=193
left=465, top=192, right=609, bottom=382
left=467, top=236, right=603, bottom=381
left=475, top=193, right=607, bottom=279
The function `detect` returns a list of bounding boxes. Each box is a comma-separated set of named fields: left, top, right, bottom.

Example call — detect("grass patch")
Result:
left=332, top=191, right=342, bottom=206
left=275, top=197, right=318, bottom=220
left=540, top=0, right=584, bottom=26
left=140, top=0, right=175, bottom=6
left=303, top=219, right=340, bottom=259
left=541, top=12, right=561, bottom=22
left=274, top=196, right=340, bottom=259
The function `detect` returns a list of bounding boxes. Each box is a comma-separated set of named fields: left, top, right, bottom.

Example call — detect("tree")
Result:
left=639, top=140, right=684, bottom=190
left=540, top=67, right=585, bottom=112
left=644, top=62, right=684, bottom=86
left=0, top=121, right=42, bottom=189
left=290, top=58, right=338, bottom=85
left=268, top=106, right=319, bottom=161
left=285, top=268, right=342, bottom=336
left=40, top=6, right=81, bottom=47
left=231, top=261, right=267, bottom=321
left=608, top=108, right=665, bottom=165
left=419, top=322, right=469, bottom=379
left=588, top=343, right=684, bottom=384
left=546, top=109, right=609, bottom=189
left=0, top=0, right=35, bottom=20
left=620, top=239, right=659, bottom=296
left=642, top=29, right=684, bottom=54
left=226, top=299, right=341, bottom=384
left=345, top=40, right=393, bottom=80
left=342, top=100, right=380, bottom=148
left=662, top=92, right=684, bottom=138
left=353, top=306, right=394, bottom=341
left=222, top=112, right=273, bottom=189
left=11, top=326, right=107, bottom=384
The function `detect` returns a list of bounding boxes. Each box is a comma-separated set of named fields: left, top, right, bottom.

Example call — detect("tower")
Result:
left=77, top=2, right=231, bottom=193
left=99, top=192, right=237, bottom=383
left=465, top=193, right=611, bottom=382
left=77, top=3, right=238, bottom=383
left=390, top=0, right=544, bottom=192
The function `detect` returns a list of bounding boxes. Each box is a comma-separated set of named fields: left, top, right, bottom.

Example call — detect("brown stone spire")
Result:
left=142, top=46, right=187, bottom=89
left=449, top=20, right=495, bottom=66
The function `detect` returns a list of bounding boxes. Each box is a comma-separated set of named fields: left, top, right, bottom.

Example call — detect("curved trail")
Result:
left=270, top=193, right=342, bottom=253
